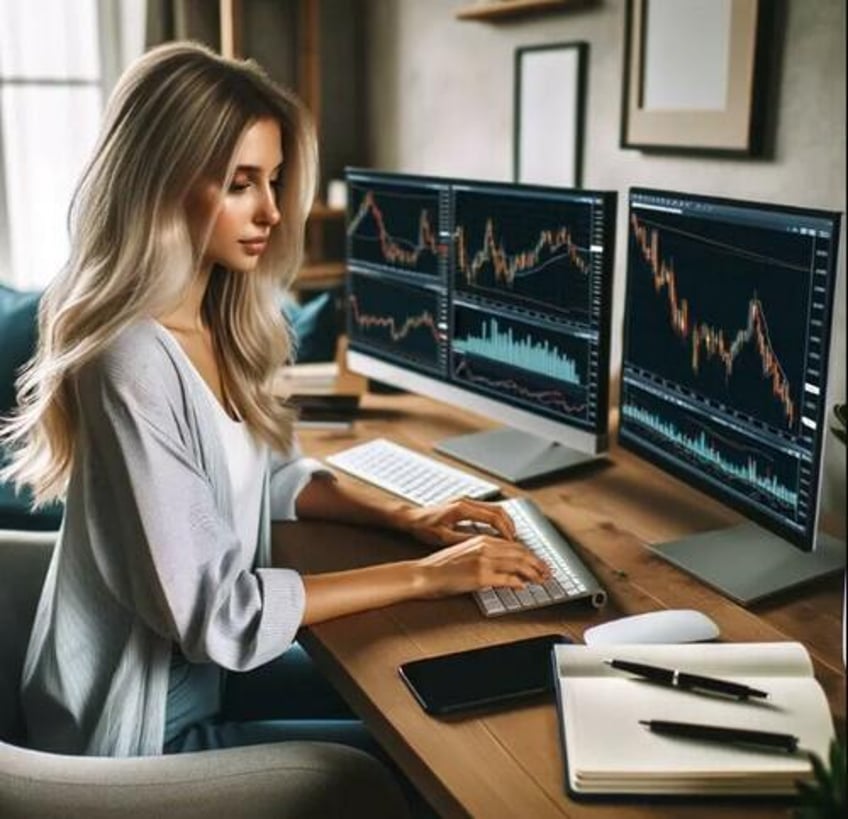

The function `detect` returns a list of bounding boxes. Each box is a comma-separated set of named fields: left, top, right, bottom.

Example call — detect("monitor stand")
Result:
left=648, top=523, right=846, bottom=606
left=434, top=428, right=600, bottom=484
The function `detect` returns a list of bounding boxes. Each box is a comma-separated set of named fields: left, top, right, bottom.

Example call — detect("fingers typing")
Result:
left=472, top=537, right=551, bottom=585
left=453, top=498, right=518, bottom=541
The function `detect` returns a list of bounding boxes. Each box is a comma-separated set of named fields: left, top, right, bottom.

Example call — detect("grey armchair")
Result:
left=0, top=531, right=410, bottom=819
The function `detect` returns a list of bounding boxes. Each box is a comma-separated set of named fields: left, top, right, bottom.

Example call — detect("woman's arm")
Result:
left=294, top=470, right=413, bottom=529
left=294, top=472, right=549, bottom=625
left=301, top=535, right=549, bottom=625
left=295, top=471, right=518, bottom=547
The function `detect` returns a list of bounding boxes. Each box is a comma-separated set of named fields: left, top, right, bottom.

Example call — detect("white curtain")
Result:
left=0, top=0, right=146, bottom=291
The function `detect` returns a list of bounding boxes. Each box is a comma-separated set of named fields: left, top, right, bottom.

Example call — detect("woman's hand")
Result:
left=388, top=497, right=518, bottom=549
left=412, top=535, right=551, bottom=599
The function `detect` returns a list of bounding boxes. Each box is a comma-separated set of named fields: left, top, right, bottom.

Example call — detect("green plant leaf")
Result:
left=794, top=740, right=846, bottom=818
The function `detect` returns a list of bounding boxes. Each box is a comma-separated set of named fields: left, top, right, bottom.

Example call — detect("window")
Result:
left=0, top=0, right=145, bottom=290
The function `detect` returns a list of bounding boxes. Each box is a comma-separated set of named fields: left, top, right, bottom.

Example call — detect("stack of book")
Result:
left=552, top=642, right=834, bottom=797
left=276, top=361, right=364, bottom=430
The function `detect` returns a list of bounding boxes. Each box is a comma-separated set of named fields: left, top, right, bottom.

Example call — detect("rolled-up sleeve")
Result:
left=269, top=436, right=336, bottom=521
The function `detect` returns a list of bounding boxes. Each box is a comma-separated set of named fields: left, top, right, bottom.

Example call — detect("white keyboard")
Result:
left=325, top=438, right=501, bottom=506
left=473, top=497, right=607, bottom=617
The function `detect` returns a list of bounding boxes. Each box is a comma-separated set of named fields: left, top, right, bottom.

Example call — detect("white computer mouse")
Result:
left=583, top=609, right=720, bottom=646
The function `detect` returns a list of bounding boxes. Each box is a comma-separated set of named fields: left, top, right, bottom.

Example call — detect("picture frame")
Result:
left=514, top=41, right=587, bottom=188
left=621, top=0, right=767, bottom=154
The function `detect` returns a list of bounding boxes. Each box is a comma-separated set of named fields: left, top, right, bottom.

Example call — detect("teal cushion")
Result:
left=0, top=286, right=62, bottom=529
left=281, top=291, right=338, bottom=363
left=0, top=470, right=63, bottom=530
left=0, top=285, right=40, bottom=416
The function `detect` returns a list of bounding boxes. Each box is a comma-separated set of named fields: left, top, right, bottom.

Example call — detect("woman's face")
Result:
left=186, top=117, right=284, bottom=273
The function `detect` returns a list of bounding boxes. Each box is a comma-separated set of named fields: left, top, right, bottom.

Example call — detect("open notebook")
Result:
left=553, top=642, right=834, bottom=796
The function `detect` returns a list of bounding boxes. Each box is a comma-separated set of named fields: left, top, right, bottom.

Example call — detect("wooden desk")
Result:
left=273, top=392, right=846, bottom=819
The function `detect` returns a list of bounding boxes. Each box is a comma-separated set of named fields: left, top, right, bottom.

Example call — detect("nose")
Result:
left=256, top=184, right=281, bottom=227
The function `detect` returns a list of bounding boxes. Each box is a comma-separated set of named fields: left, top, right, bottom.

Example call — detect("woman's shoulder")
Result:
left=77, top=320, right=184, bottom=398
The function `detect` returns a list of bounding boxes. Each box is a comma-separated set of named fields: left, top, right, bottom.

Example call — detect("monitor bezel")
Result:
left=618, top=186, right=842, bottom=552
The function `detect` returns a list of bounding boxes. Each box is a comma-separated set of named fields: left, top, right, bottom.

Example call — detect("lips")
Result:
left=239, top=237, right=268, bottom=255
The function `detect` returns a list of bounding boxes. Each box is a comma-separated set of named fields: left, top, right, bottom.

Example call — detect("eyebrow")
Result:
left=234, top=162, right=283, bottom=174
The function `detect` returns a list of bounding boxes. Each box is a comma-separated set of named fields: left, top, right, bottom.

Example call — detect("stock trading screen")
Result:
left=452, top=186, right=598, bottom=321
left=346, top=177, right=444, bottom=278
left=346, top=173, right=449, bottom=377
left=346, top=272, right=446, bottom=375
left=450, top=184, right=613, bottom=431
left=619, top=190, right=840, bottom=548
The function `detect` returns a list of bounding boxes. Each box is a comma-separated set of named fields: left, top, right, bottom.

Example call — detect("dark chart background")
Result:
left=620, top=382, right=806, bottom=528
left=347, top=180, right=442, bottom=277
left=623, top=210, right=813, bottom=437
left=452, top=189, right=595, bottom=323
left=451, top=303, right=593, bottom=426
left=347, top=273, right=445, bottom=375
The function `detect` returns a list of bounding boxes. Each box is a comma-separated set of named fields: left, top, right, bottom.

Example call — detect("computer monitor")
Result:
left=619, top=187, right=845, bottom=604
left=344, top=168, right=616, bottom=483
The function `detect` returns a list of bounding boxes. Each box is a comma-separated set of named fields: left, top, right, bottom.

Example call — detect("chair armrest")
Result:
left=0, top=530, right=58, bottom=546
left=0, top=740, right=411, bottom=818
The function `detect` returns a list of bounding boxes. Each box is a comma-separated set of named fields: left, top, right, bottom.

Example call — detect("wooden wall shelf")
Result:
left=309, top=203, right=346, bottom=220
left=455, top=0, right=590, bottom=22
left=295, top=261, right=346, bottom=292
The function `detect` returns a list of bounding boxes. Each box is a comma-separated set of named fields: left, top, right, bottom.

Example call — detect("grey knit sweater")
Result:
left=20, top=320, right=328, bottom=757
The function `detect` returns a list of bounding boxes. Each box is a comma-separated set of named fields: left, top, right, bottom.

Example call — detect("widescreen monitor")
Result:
left=344, top=169, right=616, bottom=483
left=619, top=187, right=844, bottom=604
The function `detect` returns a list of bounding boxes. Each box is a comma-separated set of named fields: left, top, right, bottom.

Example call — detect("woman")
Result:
left=1, top=42, right=548, bottom=762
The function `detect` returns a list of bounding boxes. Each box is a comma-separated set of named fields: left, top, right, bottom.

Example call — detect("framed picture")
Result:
left=514, top=42, right=587, bottom=188
left=621, top=0, right=767, bottom=154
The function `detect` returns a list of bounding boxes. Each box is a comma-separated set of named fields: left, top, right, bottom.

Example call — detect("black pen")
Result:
left=639, top=720, right=799, bottom=753
left=604, top=658, right=768, bottom=700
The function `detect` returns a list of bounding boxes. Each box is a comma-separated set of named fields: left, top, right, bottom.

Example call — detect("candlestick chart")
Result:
left=347, top=273, right=445, bottom=374
left=625, top=210, right=811, bottom=434
left=347, top=181, right=442, bottom=276
left=453, top=188, right=596, bottom=320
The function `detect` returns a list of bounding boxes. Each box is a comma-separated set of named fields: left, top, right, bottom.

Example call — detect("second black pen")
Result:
left=639, top=720, right=799, bottom=753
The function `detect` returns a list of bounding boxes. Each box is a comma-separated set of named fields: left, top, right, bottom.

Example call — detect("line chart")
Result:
left=347, top=183, right=443, bottom=276
left=347, top=273, right=444, bottom=371
left=452, top=358, right=588, bottom=419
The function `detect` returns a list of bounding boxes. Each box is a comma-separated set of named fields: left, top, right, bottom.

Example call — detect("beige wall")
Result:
left=362, top=0, right=846, bottom=519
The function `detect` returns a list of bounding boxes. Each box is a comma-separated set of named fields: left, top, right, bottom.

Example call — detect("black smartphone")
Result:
left=398, top=633, right=571, bottom=716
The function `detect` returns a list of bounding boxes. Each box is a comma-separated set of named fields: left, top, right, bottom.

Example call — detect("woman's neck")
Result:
left=158, top=267, right=211, bottom=333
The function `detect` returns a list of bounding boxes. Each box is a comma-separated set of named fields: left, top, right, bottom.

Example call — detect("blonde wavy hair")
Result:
left=1, top=41, right=317, bottom=505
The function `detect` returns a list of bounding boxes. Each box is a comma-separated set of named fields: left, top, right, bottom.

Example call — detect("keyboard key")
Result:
left=515, top=587, right=535, bottom=607
left=478, top=588, right=505, bottom=614
left=495, top=588, right=522, bottom=610
left=544, top=579, right=567, bottom=600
